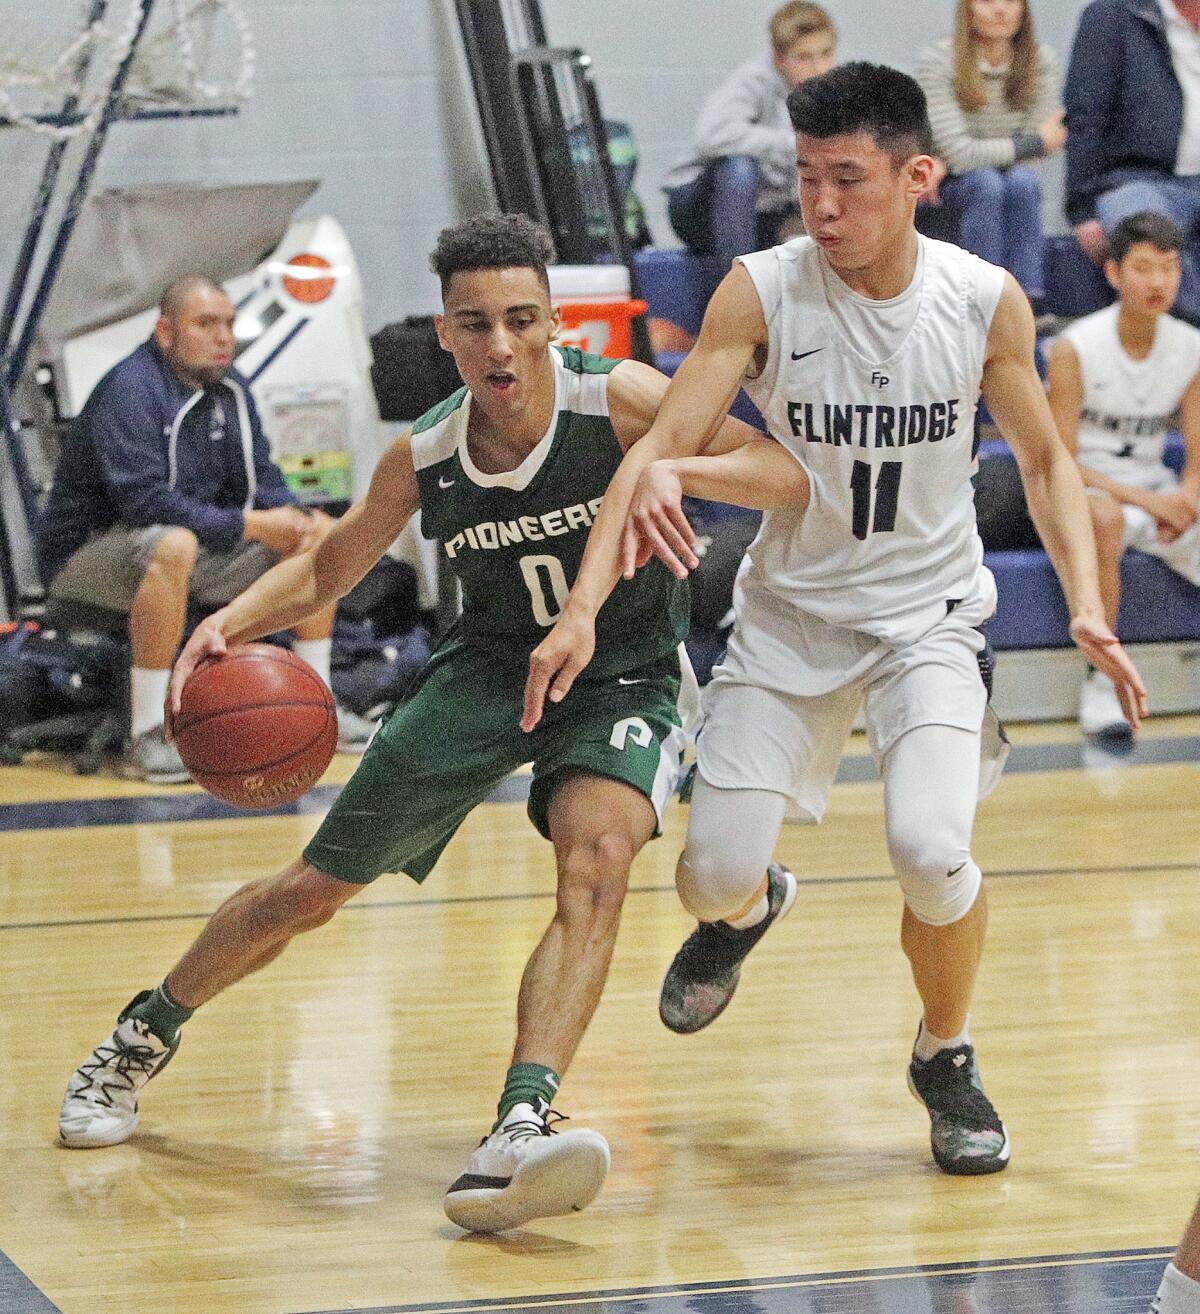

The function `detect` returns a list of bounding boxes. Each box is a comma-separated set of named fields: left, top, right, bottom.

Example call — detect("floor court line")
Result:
left=1, top=732, right=1196, bottom=837
left=282, top=1248, right=1174, bottom=1314
left=0, top=860, right=1196, bottom=935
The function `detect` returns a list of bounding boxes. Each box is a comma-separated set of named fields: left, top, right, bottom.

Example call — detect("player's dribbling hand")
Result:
left=623, top=460, right=698, bottom=580
left=1068, top=613, right=1149, bottom=729
left=522, top=608, right=596, bottom=732
left=165, top=615, right=229, bottom=740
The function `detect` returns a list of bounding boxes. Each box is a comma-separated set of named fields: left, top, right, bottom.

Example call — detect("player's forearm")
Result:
left=565, top=439, right=673, bottom=618
left=1078, top=463, right=1157, bottom=512
left=213, top=551, right=331, bottom=646
left=666, top=442, right=810, bottom=511
left=1023, top=451, right=1105, bottom=619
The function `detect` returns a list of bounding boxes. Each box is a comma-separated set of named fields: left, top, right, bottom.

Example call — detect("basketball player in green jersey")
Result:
left=57, top=213, right=808, bottom=1233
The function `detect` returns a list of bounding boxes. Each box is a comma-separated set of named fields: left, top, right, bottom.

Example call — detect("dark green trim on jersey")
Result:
left=411, top=385, right=467, bottom=435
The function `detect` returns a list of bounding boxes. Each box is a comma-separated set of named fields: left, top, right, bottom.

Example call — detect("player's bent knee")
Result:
left=149, top=527, right=200, bottom=576
left=265, top=863, right=357, bottom=933
left=893, top=844, right=983, bottom=927
left=675, top=850, right=763, bottom=922
left=557, top=834, right=634, bottom=911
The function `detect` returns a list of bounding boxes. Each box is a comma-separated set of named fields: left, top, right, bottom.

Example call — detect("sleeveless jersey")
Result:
left=410, top=345, right=689, bottom=678
left=1061, top=304, right=1200, bottom=489
left=735, top=234, right=1005, bottom=650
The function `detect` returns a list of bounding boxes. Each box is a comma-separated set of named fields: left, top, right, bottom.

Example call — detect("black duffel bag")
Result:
left=370, top=316, right=464, bottom=422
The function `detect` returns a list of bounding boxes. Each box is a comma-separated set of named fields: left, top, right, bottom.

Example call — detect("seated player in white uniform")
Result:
left=524, top=62, right=1147, bottom=1179
left=1048, top=211, right=1200, bottom=740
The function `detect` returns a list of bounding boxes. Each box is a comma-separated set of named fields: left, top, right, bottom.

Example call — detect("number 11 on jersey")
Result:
left=850, top=460, right=903, bottom=540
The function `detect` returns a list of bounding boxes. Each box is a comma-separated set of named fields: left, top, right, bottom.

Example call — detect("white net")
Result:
left=0, top=0, right=255, bottom=142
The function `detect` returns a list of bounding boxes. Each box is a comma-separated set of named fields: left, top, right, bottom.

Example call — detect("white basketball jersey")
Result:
left=1061, top=304, right=1200, bottom=489
left=735, top=234, right=1005, bottom=652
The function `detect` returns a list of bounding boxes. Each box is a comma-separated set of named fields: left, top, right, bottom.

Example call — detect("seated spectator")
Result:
left=37, top=275, right=376, bottom=782
left=662, top=1, right=835, bottom=270
left=1046, top=212, right=1200, bottom=738
left=917, top=0, right=1065, bottom=307
left=1064, top=0, right=1200, bottom=325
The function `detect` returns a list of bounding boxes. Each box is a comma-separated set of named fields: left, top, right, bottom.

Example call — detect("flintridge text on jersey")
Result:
left=787, top=399, right=962, bottom=448
left=443, top=496, right=604, bottom=559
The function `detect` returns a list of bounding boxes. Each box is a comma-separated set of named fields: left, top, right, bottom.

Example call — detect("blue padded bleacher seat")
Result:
left=633, top=248, right=722, bottom=338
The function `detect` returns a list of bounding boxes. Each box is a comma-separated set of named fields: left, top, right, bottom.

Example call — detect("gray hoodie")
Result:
left=664, top=53, right=798, bottom=213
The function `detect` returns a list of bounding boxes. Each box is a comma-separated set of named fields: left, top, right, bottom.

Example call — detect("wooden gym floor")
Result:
left=0, top=715, right=1198, bottom=1314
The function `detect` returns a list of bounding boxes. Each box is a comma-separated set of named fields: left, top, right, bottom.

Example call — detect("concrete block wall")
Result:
left=0, top=0, right=1091, bottom=329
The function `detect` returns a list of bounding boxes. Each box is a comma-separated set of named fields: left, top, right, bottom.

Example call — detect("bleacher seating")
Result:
left=637, top=238, right=1200, bottom=653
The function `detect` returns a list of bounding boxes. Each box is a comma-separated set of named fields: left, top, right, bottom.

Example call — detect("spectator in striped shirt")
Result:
left=917, top=0, right=1065, bottom=306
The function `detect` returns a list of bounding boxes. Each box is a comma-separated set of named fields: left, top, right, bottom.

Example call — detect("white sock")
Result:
left=726, top=893, right=769, bottom=929
left=1153, top=1263, right=1200, bottom=1313
left=293, top=637, right=332, bottom=689
left=914, top=1017, right=971, bottom=1062
left=130, top=667, right=172, bottom=740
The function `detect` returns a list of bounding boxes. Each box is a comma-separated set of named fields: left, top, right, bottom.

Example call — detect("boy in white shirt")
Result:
left=1048, top=210, right=1200, bottom=738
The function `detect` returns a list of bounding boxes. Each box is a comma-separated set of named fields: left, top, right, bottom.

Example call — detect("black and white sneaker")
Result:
left=907, top=1041, right=1010, bottom=1175
left=443, top=1101, right=609, bottom=1233
left=59, top=991, right=180, bottom=1148
left=658, top=862, right=798, bottom=1034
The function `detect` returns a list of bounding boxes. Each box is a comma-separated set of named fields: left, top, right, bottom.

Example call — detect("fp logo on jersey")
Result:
left=872, top=371, right=889, bottom=389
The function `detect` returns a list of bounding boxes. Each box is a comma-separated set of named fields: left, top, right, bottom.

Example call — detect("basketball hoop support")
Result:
left=0, top=0, right=247, bottom=616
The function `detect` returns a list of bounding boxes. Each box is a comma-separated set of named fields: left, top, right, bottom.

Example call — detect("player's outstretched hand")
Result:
left=1068, top=614, right=1149, bottom=729
left=622, top=460, right=698, bottom=581
left=166, top=615, right=228, bottom=740
left=523, top=609, right=597, bottom=732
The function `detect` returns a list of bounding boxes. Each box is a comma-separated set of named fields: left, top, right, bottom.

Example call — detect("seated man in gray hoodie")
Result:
left=663, top=1, right=835, bottom=271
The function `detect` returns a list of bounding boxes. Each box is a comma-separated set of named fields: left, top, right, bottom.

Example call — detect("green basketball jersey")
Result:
left=410, top=345, right=688, bottom=679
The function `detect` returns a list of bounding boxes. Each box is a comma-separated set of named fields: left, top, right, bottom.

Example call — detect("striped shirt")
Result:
left=916, top=36, right=1061, bottom=176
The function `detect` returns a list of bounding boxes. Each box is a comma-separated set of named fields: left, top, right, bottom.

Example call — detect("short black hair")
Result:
left=160, top=274, right=225, bottom=319
left=787, top=61, right=934, bottom=162
left=1110, top=210, right=1184, bottom=264
left=430, top=212, right=556, bottom=296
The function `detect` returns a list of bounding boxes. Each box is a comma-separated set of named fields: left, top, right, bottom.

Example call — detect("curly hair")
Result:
left=430, top=213, right=556, bottom=296
left=787, top=62, right=934, bottom=162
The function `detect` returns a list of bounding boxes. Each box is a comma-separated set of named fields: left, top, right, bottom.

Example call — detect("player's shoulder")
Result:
left=552, top=343, right=620, bottom=378
left=1060, top=303, right=1115, bottom=351
left=409, top=385, right=468, bottom=471
left=1159, top=310, right=1200, bottom=353
left=922, top=236, right=1007, bottom=326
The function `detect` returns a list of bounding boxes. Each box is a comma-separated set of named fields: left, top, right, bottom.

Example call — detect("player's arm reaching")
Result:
left=167, top=435, right=421, bottom=725
left=523, top=265, right=782, bottom=729
left=984, top=275, right=1148, bottom=726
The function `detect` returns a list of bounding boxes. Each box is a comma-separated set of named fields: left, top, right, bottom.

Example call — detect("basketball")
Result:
left=173, top=644, right=338, bottom=809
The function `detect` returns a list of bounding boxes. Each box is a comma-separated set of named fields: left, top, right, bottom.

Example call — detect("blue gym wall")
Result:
left=0, top=0, right=1091, bottom=330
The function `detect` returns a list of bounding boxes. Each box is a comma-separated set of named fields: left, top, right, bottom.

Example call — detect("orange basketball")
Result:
left=174, top=643, right=337, bottom=809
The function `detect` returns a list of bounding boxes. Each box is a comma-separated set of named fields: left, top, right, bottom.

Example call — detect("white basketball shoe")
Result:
left=443, top=1101, right=610, bottom=1233
left=60, top=993, right=179, bottom=1148
left=1079, top=669, right=1132, bottom=739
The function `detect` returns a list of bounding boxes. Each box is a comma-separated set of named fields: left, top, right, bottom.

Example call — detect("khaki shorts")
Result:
left=49, top=524, right=280, bottom=614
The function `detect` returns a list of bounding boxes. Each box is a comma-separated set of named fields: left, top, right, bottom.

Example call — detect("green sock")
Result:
left=494, top=1062, right=561, bottom=1129
left=129, top=980, right=194, bottom=1045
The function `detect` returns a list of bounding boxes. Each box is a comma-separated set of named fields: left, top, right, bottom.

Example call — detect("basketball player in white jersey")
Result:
left=1154, top=1199, right=1200, bottom=1312
left=1048, top=211, right=1200, bottom=740
left=524, top=62, right=1147, bottom=1177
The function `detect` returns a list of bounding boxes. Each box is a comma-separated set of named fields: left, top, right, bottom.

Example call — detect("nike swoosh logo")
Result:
left=946, top=862, right=967, bottom=879
left=438, top=475, right=455, bottom=489
left=790, top=347, right=825, bottom=361
left=617, top=677, right=647, bottom=685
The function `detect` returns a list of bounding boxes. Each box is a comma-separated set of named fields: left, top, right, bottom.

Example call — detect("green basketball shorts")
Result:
left=303, top=639, right=686, bottom=884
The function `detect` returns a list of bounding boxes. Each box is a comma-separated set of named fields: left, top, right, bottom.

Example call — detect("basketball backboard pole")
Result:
left=0, top=0, right=112, bottom=364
